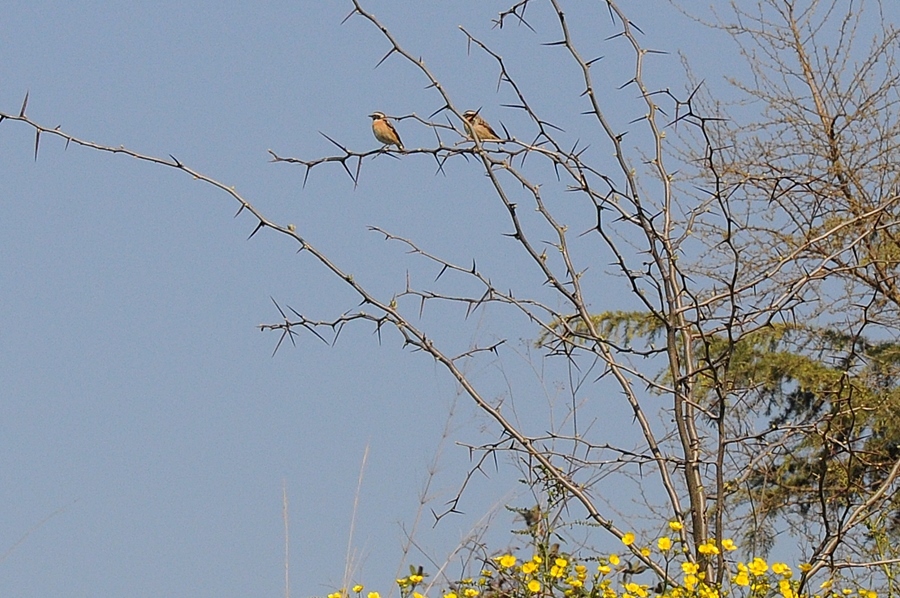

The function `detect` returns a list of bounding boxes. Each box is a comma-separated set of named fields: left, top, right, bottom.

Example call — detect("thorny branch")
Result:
left=6, top=0, right=900, bottom=591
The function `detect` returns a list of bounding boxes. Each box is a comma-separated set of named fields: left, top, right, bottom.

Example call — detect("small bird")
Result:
left=369, top=112, right=404, bottom=150
left=462, top=110, right=502, bottom=142
left=617, top=559, right=649, bottom=583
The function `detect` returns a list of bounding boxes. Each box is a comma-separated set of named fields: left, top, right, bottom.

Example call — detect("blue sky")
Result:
left=0, top=2, right=811, bottom=596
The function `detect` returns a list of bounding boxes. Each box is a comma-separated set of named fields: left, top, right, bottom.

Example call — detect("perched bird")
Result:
left=547, top=542, right=561, bottom=561
left=369, top=111, right=404, bottom=150
left=462, top=110, right=502, bottom=142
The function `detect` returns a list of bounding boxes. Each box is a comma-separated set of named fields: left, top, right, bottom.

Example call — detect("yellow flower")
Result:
left=353, top=586, right=364, bottom=593
left=682, top=562, right=699, bottom=575
left=699, top=585, right=720, bottom=598
left=522, top=562, right=538, bottom=574
left=368, top=593, right=381, bottom=598
left=734, top=572, right=750, bottom=587
left=866, top=592, right=877, bottom=598
left=598, top=564, right=611, bottom=575
left=698, top=542, right=719, bottom=555
left=779, top=579, right=795, bottom=598
left=622, top=533, right=636, bottom=546
left=669, top=521, right=684, bottom=532
left=397, top=579, right=409, bottom=588
left=625, top=583, right=648, bottom=597
left=575, top=565, right=587, bottom=575
left=464, top=590, right=479, bottom=598
left=721, top=539, right=737, bottom=551
left=772, top=563, right=791, bottom=576
left=799, top=564, right=812, bottom=573
left=533, top=555, right=543, bottom=565
left=550, top=565, right=564, bottom=578
left=658, top=537, right=672, bottom=551
left=570, top=579, right=583, bottom=588
left=445, top=593, right=458, bottom=598
left=820, top=580, right=834, bottom=590
left=410, top=575, right=424, bottom=584
left=748, top=558, right=768, bottom=576
left=414, top=593, right=427, bottom=598
left=528, top=580, right=541, bottom=593
left=329, top=593, right=342, bottom=598
left=685, top=575, right=698, bottom=590
left=555, top=558, right=568, bottom=568
left=640, top=547, right=651, bottom=557
left=609, top=554, right=621, bottom=566
left=498, top=555, right=517, bottom=569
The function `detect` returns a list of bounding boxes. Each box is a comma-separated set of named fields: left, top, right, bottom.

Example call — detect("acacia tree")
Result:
left=689, top=0, right=900, bottom=581
left=5, top=0, right=900, bottom=596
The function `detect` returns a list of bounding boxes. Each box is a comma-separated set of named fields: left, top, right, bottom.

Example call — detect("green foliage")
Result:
left=546, top=311, right=900, bottom=538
